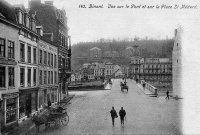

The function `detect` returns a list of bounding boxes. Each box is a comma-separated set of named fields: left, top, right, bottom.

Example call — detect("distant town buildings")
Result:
left=172, top=27, right=182, bottom=98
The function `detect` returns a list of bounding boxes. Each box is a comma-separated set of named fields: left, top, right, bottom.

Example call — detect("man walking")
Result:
left=110, top=106, right=118, bottom=126
left=165, top=90, right=170, bottom=100
left=119, top=107, right=126, bottom=126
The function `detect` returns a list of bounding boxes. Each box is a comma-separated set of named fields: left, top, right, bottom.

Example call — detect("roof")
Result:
left=126, top=46, right=134, bottom=50
left=0, top=0, right=18, bottom=25
left=29, top=0, right=65, bottom=46
left=90, top=47, right=101, bottom=51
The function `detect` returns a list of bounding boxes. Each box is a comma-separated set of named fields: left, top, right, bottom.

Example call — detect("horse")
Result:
left=120, top=82, right=128, bottom=92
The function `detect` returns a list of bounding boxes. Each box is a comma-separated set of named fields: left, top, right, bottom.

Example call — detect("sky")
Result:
left=6, top=0, right=199, bottom=45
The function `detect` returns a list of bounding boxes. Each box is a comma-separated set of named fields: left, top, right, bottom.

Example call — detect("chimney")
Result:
left=44, top=1, right=53, bottom=6
left=36, top=26, right=43, bottom=36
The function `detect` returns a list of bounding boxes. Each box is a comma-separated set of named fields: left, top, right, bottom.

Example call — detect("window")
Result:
left=65, top=38, right=68, bottom=49
left=20, top=68, right=25, bottom=87
left=0, top=66, right=5, bottom=87
left=44, top=71, right=47, bottom=84
left=62, top=36, right=65, bottom=47
left=48, top=53, right=50, bottom=65
left=51, top=54, right=53, bottom=66
left=48, top=71, right=50, bottom=84
left=44, top=51, right=47, bottom=65
left=54, top=71, right=57, bottom=84
left=33, top=68, right=36, bottom=86
left=60, top=35, right=63, bottom=46
left=27, top=68, right=31, bottom=86
left=54, top=55, right=57, bottom=67
left=39, top=70, right=42, bottom=85
left=177, top=59, right=178, bottom=63
left=8, top=67, right=15, bottom=87
left=33, top=48, right=37, bottom=64
left=20, top=43, right=25, bottom=62
left=8, top=41, right=14, bottom=59
left=0, top=38, right=5, bottom=57
left=39, top=50, right=42, bottom=64
left=6, top=98, right=17, bottom=124
left=24, top=14, right=26, bottom=26
left=26, top=15, right=29, bottom=28
left=51, top=71, right=53, bottom=84
left=32, top=20, right=36, bottom=31
left=29, top=18, right=32, bottom=29
left=18, top=11, right=22, bottom=24
left=27, top=46, right=31, bottom=63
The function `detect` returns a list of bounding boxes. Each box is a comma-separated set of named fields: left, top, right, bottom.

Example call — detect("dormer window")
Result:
left=24, top=13, right=27, bottom=26
left=18, top=11, right=23, bottom=24
left=32, top=20, right=36, bottom=31
left=26, top=15, right=30, bottom=28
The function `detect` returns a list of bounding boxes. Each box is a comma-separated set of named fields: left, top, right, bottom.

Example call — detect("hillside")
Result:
left=71, top=39, right=174, bottom=70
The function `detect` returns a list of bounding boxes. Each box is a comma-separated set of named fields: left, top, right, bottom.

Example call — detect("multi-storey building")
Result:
left=172, top=27, right=182, bottom=98
left=128, top=44, right=172, bottom=87
left=29, top=0, right=71, bottom=96
left=89, top=47, right=102, bottom=58
left=105, top=62, right=114, bottom=78
left=121, top=65, right=129, bottom=78
left=129, top=45, right=141, bottom=80
left=14, top=4, right=39, bottom=122
left=37, top=36, right=58, bottom=110
left=140, top=58, right=172, bottom=87
left=0, top=0, right=20, bottom=129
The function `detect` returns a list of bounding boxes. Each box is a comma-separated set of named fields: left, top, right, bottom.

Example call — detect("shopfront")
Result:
left=38, top=86, right=58, bottom=109
left=19, top=89, right=38, bottom=119
left=38, top=88, right=47, bottom=109
left=50, top=87, right=58, bottom=104
left=2, top=93, right=18, bottom=127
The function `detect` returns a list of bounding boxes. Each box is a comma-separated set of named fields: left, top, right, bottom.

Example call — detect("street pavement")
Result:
left=29, top=79, right=182, bottom=135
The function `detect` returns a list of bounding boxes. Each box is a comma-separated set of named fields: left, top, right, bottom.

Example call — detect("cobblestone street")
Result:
left=32, top=79, right=182, bottom=134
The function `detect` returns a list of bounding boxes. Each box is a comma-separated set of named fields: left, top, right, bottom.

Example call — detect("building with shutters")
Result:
left=14, top=4, right=40, bottom=123
left=29, top=0, right=71, bottom=97
left=0, top=0, right=20, bottom=130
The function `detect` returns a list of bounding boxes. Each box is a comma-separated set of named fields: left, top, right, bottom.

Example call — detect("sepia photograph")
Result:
left=0, top=0, right=200, bottom=134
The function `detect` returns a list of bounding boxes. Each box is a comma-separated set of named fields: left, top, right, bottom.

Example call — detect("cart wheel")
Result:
left=61, top=115, right=69, bottom=126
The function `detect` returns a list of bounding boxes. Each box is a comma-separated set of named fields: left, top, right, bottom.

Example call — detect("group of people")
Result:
left=110, top=107, right=126, bottom=126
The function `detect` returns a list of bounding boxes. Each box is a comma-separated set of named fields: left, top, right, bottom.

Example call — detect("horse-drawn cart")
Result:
left=32, top=106, right=69, bottom=132
left=120, top=82, right=128, bottom=92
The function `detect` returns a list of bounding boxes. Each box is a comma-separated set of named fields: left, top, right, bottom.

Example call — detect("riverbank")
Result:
left=68, top=80, right=109, bottom=91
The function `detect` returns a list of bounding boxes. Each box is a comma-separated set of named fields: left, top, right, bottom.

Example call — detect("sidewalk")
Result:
left=5, top=95, right=74, bottom=135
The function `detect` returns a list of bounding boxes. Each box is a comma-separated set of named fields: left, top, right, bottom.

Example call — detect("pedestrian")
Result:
left=110, top=106, right=118, bottom=126
left=165, top=90, right=169, bottom=100
left=119, top=107, right=126, bottom=126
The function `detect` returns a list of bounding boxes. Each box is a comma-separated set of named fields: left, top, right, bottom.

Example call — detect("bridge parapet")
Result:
left=141, top=80, right=158, bottom=96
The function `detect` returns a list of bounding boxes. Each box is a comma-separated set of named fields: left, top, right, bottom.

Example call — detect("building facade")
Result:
left=0, top=0, right=20, bottom=129
left=14, top=5, right=40, bottom=122
left=38, top=39, right=58, bottom=110
left=105, top=62, right=114, bottom=78
left=29, top=0, right=71, bottom=96
left=172, top=27, right=182, bottom=98
left=140, top=58, right=172, bottom=87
